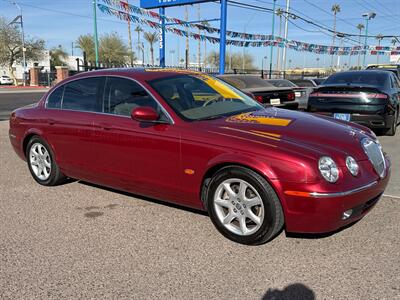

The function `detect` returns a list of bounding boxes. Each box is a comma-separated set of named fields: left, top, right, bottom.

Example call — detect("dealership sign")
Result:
left=140, top=0, right=211, bottom=9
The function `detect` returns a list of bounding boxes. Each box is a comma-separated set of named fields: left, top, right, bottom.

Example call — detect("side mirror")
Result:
left=131, top=106, right=159, bottom=122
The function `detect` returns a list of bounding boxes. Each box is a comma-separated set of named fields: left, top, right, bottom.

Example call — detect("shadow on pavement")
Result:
left=263, top=283, right=315, bottom=300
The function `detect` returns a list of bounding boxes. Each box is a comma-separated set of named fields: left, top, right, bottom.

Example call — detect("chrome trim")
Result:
left=310, top=181, right=378, bottom=198
left=44, top=74, right=175, bottom=124
left=9, top=133, right=16, bottom=139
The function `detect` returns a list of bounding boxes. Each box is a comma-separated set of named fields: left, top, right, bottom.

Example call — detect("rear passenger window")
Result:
left=104, top=77, right=159, bottom=117
left=47, top=86, right=63, bottom=109
left=62, top=77, right=103, bottom=112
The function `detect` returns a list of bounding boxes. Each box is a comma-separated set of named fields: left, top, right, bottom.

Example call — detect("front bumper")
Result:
left=278, top=166, right=390, bottom=234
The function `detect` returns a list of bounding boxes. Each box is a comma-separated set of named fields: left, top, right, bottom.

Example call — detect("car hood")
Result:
left=198, top=108, right=374, bottom=163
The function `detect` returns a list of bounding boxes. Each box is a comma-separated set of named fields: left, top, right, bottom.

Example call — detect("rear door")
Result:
left=44, top=76, right=104, bottom=179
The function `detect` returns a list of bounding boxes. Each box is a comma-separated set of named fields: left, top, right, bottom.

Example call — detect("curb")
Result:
left=0, top=86, right=49, bottom=89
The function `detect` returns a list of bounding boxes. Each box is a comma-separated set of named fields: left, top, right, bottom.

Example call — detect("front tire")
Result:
left=26, top=136, right=67, bottom=186
left=206, top=166, right=284, bottom=245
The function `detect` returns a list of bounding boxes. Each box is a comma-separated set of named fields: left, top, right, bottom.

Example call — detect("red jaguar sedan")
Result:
left=9, top=69, right=390, bottom=244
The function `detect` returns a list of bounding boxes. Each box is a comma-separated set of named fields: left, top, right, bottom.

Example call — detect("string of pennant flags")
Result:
left=98, top=1, right=400, bottom=56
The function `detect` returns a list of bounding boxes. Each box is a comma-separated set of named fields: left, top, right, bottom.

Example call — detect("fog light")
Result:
left=342, top=209, right=353, bottom=220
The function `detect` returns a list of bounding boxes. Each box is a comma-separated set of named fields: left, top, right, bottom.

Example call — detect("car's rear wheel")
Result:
left=386, top=110, right=398, bottom=136
left=206, top=166, right=284, bottom=245
left=26, top=136, right=67, bottom=186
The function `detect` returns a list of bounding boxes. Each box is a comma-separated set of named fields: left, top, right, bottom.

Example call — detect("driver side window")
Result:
left=104, top=77, right=167, bottom=121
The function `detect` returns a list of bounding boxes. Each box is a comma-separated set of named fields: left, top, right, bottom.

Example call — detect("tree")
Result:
left=50, top=45, right=68, bottom=70
left=331, top=4, right=341, bottom=69
left=76, top=34, right=95, bottom=63
left=134, top=25, right=143, bottom=64
left=356, top=23, right=365, bottom=68
left=206, top=50, right=255, bottom=70
left=144, top=32, right=158, bottom=65
left=391, top=38, right=397, bottom=46
left=0, top=17, right=45, bottom=85
left=99, top=32, right=130, bottom=66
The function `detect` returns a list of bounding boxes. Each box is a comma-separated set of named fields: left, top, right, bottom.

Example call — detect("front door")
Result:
left=91, top=76, right=182, bottom=202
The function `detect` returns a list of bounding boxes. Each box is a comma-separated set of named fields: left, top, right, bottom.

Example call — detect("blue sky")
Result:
left=1, top=0, right=399, bottom=68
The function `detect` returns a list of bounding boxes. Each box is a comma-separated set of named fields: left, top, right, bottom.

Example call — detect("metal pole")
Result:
left=126, top=0, right=133, bottom=66
left=362, top=18, right=369, bottom=68
left=93, top=0, right=99, bottom=68
left=11, top=2, right=26, bottom=86
left=281, top=0, right=290, bottom=73
left=268, top=0, right=277, bottom=79
left=219, top=0, right=227, bottom=74
left=159, top=7, right=166, bottom=67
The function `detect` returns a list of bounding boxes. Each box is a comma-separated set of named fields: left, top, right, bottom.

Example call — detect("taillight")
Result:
left=254, top=95, right=264, bottom=103
left=287, top=92, right=295, bottom=101
left=368, top=93, right=388, bottom=99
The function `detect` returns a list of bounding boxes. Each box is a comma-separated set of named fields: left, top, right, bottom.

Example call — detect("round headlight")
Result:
left=346, top=156, right=359, bottom=176
left=318, top=156, right=339, bottom=183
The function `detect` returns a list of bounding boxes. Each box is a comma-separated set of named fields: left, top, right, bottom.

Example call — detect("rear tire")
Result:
left=385, top=111, right=397, bottom=136
left=26, top=136, right=67, bottom=186
left=206, top=166, right=284, bottom=245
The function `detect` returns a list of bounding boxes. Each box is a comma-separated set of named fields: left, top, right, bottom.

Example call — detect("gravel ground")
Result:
left=0, top=120, right=399, bottom=300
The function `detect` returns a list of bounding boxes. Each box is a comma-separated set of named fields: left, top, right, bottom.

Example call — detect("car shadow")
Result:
left=285, top=219, right=360, bottom=240
left=76, top=181, right=360, bottom=242
left=262, top=283, right=315, bottom=300
left=77, top=181, right=209, bottom=217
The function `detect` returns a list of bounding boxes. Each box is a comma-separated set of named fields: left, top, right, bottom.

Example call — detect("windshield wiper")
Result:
left=195, top=114, right=227, bottom=121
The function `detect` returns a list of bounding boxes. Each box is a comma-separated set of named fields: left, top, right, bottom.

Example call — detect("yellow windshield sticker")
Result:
left=226, top=112, right=292, bottom=126
left=198, top=75, right=242, bottom=99
left=146, top=69, right=243, bottom=100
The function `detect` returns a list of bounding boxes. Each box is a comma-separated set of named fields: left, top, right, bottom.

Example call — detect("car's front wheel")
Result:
left=26, top=136, right=67, bottom=186
left=206, top=166, right=284, bottom=245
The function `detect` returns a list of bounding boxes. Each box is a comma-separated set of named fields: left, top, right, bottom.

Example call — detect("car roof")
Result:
left=331, top=70, right=392, bottom=76
left=66, top=68, right=206, bottom=82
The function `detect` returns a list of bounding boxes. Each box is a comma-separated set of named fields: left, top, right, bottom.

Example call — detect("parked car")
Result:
left=366, top=64, right=400, bottom=78
left=311, top=78, right=327, bottom=86
left=267, top=79, right=308, bottom=109
left=0, top=75, right=13, bottom=85
left=9, top=69, right=390, bottom=244
left=217, top=74, right=298, bottom=110
left=291, top=78, right=318, bottom=88
left=308, top=70, right=400, bottom=136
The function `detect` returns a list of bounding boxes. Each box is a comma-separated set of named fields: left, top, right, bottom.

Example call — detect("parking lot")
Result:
left=0, top=93, right=399, bottom=299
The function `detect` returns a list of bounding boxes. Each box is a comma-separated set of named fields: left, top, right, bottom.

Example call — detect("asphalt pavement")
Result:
left=0, top=118, right=399, bottom=299
left=0, top=89, right=46, bottom=120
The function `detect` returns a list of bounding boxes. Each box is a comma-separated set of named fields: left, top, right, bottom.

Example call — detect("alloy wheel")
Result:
left=29, top=143, right=52, bottom=181
left=213, top=178, right=265, bottom=236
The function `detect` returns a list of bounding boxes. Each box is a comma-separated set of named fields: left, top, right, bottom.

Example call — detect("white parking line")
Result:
left=383, top=194, right=400, bottom=199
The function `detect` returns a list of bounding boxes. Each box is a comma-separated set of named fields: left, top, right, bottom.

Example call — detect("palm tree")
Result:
left=276, top=8, right=284, bottom=72
left=76, top=34, right=95, bottom=63
left=134, top=26, right=143, bottom=63
left=144, top=32, right=158, bottom=65
left=331, top=4, right=341, bottom=69
left=201, top=21, right=210, bottom=67
left=376, top=33, right=383, bottom=64
left=356, top=23, right=365, bottom=69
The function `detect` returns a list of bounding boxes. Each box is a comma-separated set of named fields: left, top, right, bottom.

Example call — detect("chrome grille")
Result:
left=361, top=138, right=386, bottom=178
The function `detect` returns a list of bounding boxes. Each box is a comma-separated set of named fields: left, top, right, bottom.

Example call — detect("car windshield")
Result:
left=324, top=72, right=388, bottom=87
left=149, top=74, right=263, bottom=121
left=291, top=79, right=315, bottom=87
left=268, top=79, right=297, bottom=88
left=218, top=76, right=274, bottom=89
left=313, top=78, right=325, bottom=85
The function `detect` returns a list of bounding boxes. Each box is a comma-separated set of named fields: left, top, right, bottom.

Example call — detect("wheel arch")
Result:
left=199, top=155, right=279, bottom=209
